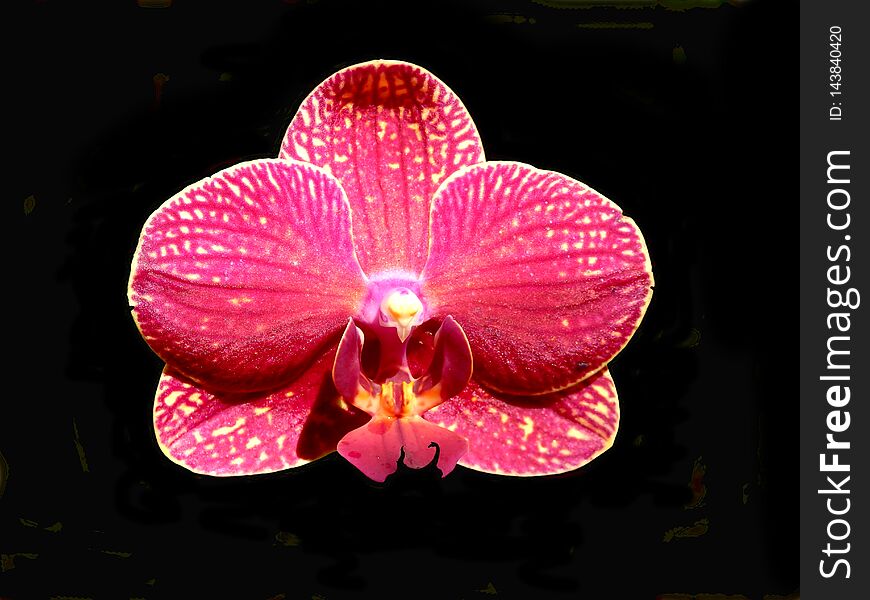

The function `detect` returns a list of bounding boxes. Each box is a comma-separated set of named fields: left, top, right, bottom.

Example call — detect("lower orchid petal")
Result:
left=337, top=415, right=468, bottom=483
left=424, top=367, right=619, bottom=476
left=153, top=348, right=367, bottom=476
left=129, top=158, right=367, bottom=393
left=423, top=161, right=653, bottom=395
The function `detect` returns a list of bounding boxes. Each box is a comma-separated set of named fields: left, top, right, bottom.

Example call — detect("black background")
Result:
left=6, top=1, right=796, bottom=598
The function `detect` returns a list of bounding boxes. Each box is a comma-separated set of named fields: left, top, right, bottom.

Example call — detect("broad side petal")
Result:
left=280, top=60, right=485, bottom=276
left=424, top=368, right=619, bottom=476
left=129, top=159, right=367, bottom=392
left=154, top=349, right=368, bottom=476
left=423, top=162, right=653, bottom=394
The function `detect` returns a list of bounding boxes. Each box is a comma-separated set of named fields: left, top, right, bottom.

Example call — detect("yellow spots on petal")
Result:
left=179, top=211, right=193, bottom=221
left=559, top=448, right=572, bottom=456
left=592, top=385, right=609, bottom=398
left=196, top=246, right=207, bottom=255
left=259, top=216, right=268, bottom=225
left=622, top=249, right=636, bottom=256
left=258, top=451, right=269, bottom=462
left=294, top=143, right=311, bottom=162
left=447, top=423, right=458, bottom=432
left=512, top=218, right=520, bottom=228
left=183, top=447, right=196, bottom=457
left=185, top=274, right=201, bottom=281
left=518, top=417, right=534, bottom=440
left=192, top=431, right=205, bottom=444
left=334, top=153, right=348, bottom=163
left=178, top=404, right=196, bottom=416
left=551, top=439, right=560, bottom=448
left=204, top=443, right=214, bottom=450
left=560, top=242, right=569, bottom=251
left=231, top=457, right=244, bottom=466
left=212, top=276, right=221, bottom=283
left=505, top=438, right=513, bottom=445
left=546, top=229, right=555, bottom=238
left=536, top=442, right=549, bottom=454
left=193, top=208, right=204, bottom=219
left=163, top=391, right=183, bottom=407
left=284, top=391, right=295, bottom=398
left=245, top=437, right=262, bottom=450
left=561, top=319, right=570, bottom=327
left=377, top=120, right=387, bottom=140
left=253, top=406, right=271, bottom=416
left=212, top=417, right=246, bottom=437
left=229, top=297, right=252, bottom=306
left=387, top=162, right=400, bottom=170
left=238, top=247, right=247, bottom=254
left=500, top=413, right=508, bottom=424
left=276, top=435, right=286, bottom=450
left=475, top=420, right=484, bottom=428
left=566, top=427, right=589, bottom=440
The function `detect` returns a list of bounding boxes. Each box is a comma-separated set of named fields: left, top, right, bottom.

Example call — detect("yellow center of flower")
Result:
left=381, top=288, right=423, bottom=342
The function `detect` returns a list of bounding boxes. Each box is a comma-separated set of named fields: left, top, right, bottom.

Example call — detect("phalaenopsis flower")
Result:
left=128, top=60, right=653, bottom=482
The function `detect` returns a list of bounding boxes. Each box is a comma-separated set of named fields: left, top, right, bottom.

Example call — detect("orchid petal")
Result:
left=413, top=315, right=473, bottom=406
left=424, top=368, right=619, bottom=476
left=423, top=162, right=653, bottom=394
left=337, top=415, right=469, bottom=483
left=154, top=349, right=368, bottom=476
left=129, top=158, right=367, bottom=392
left=280, top=60, right=485, bottom=276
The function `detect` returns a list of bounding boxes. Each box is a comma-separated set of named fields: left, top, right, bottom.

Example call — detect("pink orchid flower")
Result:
left=128, top=60, right=653, bottom=482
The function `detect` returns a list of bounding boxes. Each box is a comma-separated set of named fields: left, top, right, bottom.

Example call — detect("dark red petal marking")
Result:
left=337, top=416, right=468, bottom=483
left=414, top=316, right=473, bottom=405
left=129, top=159, right=367, bottom=392
left=154, top=349, right=368, bottom=476
left=423, top=161, right=653, bottom=394
left=280, top=60, right=485, bottom=276
left=424, top=368, right=619, bottom=476
left=332, top=319, right=368, bottom=400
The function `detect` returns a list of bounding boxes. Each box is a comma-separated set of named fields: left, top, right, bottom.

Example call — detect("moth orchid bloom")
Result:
left=128, top=60, right=653, bottom=483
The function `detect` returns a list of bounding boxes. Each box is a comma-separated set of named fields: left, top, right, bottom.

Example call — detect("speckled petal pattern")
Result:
left=129, top=159, right=367, bottom=392
left=280, top=60, right=485, bottom=276
left=154, top=349, right=368, bottom=476
left=424, top=367, right=619, bottom=476
left=423, top=161, right=653, bottom=395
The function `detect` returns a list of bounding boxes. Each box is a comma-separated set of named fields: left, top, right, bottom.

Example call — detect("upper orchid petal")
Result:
left=129, top=158, right=367, bottom=392
left=280, top=60, right=485, bottom=276
left=423, top=161, right=653, bottom=395
left=424, top=367, right=619, bottom=476
left=154, top=348, right=368, bottom=476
